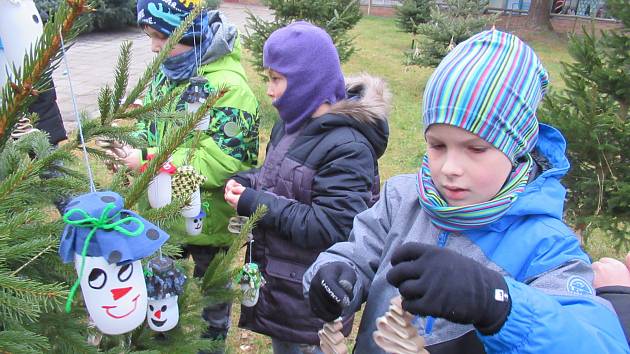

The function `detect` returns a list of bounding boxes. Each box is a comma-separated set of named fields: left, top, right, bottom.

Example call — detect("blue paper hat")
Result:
left=59, top=191, right=169, bottom=265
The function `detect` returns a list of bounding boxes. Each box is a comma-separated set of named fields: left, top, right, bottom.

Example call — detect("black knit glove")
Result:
left=386, top=243, right=511, bottom=335
left=309, top=262, right=357, bottom=322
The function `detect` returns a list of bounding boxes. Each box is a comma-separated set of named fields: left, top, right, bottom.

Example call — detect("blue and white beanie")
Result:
left=137, top=0, right=207, bottom=46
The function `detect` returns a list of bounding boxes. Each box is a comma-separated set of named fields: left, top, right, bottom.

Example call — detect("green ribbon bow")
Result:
left=62, top=203, right=144, bottom=313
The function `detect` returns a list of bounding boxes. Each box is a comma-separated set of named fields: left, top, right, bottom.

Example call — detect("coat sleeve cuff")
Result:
left=237, top=187, right=258, bottom=217
left=596, top=286, right=630, bottom=296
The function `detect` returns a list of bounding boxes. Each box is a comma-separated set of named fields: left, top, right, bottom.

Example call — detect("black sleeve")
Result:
left=597, top=286, right=630, bottom=344
left=237, top=140, right=375, bottom=249
left=29, top=80, right=67, bottom=145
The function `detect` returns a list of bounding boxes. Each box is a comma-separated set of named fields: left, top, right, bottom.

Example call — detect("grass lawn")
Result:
left=226, top=15, right=628, bottom=353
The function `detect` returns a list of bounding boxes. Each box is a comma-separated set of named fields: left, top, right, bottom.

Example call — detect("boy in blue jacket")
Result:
left=304, top=30, right=629, bottom=353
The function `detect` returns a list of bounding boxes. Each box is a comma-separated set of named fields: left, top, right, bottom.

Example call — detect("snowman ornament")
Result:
left=185, top=210, right=206, bottom=236
left=145, top=256, right=186, bottom=332
left=59, top=191, right=169, bottom=335
left=141, top=155, right=177, bottom=209
left=0, top=0, right=45, bottom=87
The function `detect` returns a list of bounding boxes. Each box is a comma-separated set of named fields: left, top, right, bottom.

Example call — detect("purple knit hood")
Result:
left=263, top=21, right=346, bottom=133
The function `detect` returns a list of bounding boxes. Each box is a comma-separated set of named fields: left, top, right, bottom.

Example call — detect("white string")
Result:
left=191, top=8, right=200, bottom=76
left=59, top=29, right=96, bottom=193
left=197, top=6, right=205, bottom=77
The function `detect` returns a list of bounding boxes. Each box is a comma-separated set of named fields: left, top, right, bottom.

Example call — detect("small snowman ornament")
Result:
left=59, top=191, right=169, bottom=335
left=171, top=165, right=206, bottom=218
left=234, top=263, right=265, bottom=307
left=141, top=155, right=177, bottom=209
left=181, top=76, right=211, bottom=131
left=145, top=256, right=186, bottom=332
left=0, top=0, right=45, bottom=86
left=185, top=210, right=206, bottom=236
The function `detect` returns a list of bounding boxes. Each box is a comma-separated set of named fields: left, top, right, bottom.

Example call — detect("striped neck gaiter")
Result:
left=417, top=154, right=533, bottom=232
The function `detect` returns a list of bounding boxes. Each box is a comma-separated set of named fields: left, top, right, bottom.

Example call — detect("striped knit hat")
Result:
left=422, top=30, right=549, bottom=162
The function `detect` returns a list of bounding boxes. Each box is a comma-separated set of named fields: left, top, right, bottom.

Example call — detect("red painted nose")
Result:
left=111, top=287, right=132, bottom=301
left=154, top=310, right=162, bottom=319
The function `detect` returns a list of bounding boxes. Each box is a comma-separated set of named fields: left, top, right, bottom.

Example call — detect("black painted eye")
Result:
left=161, top=305, right=167, bottom=312
left=194, top=218, right=199, bottom=223
left=149, top=305, right=154, bottom=311
left=32, top=14, right=40, bottom=24
left=88, top=268, right=107, bottom=289
left=118, top=263, right=133, bottom=282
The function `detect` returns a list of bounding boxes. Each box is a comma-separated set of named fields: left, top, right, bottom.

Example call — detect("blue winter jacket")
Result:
left=304, top=124, right=630, bottom=353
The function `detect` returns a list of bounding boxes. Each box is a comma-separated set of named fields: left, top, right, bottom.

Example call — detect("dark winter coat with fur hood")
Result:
left=233, top=74, right=391, bottom=343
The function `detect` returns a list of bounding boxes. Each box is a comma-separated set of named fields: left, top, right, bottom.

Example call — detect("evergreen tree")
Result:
left=243, top=0, right=362, bottom=74
left=405, top=0, right=497, bottom=67
left=35, top=0, right=137, bottom=31
left=395, top=0, right=434, bottom=34
left=0, top=1, right=257, bottom=352
left=539, top=0, right=629, bottom=250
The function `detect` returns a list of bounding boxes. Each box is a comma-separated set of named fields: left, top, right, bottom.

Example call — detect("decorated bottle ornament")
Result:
left=172, top=166, right=206, bottom=217
left=0, top=0, right=44, bottom=86
left=59, top=191, right=169, bottom=335
left=182, top=76, right=211, bottom=131
left=234, top=262, right=265, bottom=307
left=228, top=216, right=253, bottom=241
left=185, top=210, right=206, bottom=236
left=319, top=318, right=348, bottom=354
left=145, top=257, right=186, bottom=332
left=141, top=155, right=177, bottom=209
left=372, top=296, right=429, bottom=354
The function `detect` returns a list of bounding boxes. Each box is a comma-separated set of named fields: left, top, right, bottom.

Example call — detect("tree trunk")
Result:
left=526, top=0, right=553, bottom=30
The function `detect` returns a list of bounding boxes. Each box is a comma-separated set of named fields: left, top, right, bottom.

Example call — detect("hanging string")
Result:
left=59, top=29, right=96, bottom=193
left=191, top=6, right=200, bottom=77
left=197, top=5, right=205, bottom=77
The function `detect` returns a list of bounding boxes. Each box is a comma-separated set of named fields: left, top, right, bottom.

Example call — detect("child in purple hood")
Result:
left=224, top=21, right=390, bottom=352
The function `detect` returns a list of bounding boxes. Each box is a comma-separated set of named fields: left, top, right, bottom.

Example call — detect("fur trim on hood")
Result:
left=328, top=73, right=392, bottom=125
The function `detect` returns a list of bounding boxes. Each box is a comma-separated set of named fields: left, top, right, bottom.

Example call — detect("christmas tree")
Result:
left=539, top=0, right=629, bottom=250
left=405, top=0, right=497, bottom=67
left=395, top=0, right=434, bottom=34
left=0, top=0, right=258, bottom=352
left=243, top=0, right=362, bottom=74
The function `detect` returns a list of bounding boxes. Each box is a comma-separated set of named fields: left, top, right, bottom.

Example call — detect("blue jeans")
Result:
left=271, top=338, right=323, bottom=354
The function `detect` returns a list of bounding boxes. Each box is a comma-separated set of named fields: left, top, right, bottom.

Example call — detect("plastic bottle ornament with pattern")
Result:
left=10, top=116, right=38, bottom=140
left=58, top=191, right=169, bottom=335
left=0, top=0, right=44, bottom=86
left=172, top=166, right=206, bottom=217
left=319, top=318, right=348, bottom=354
left=180, top=187, right=201, bottom=217
left=235, top=262, right=265, bottom=307
left=185, top=210, right=206, bottom=236
left=74, top=255, right=147, bottom=335
left=141, top=156, right=177, bottom=209
left=372, top=296, right=429, bottom=354
left=145, top=257, right=186, bottom=332
left=182, top=76, right=210, bottom=131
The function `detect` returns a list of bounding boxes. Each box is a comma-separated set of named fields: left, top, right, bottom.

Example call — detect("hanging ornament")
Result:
left=140, top=154, right=177, bottom=209
left=234, top=262, right=265, bottom=307
left=10, top=116, right=39, bottom=140
left=185, top=210, right=206, bottom=236
left=228, top=216, right=253, bottom=241
left=182, top=76, right=211, bottom=131
left=319, top=318, right=348, bottom=354
left=372, top=296, right=429, bottom=354
left=145, top=256, right=187, bottom=332
left=171, top=165, right=206, bottom=217
left=59, top=191, right=169, bottom=335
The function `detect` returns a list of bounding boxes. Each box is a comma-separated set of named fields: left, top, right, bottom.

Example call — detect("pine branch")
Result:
left=0, top=0, right=94, bottom=145
left=122, top=89, right=226, bottom=208
left=111, top=41, right=133, bottom=116
left=0, top=330, right=50, bottom=353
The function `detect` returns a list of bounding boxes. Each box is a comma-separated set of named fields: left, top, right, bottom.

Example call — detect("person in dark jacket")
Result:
left=594, top=253, right=630, bottom=345
left=224, top=21, right=390, bottom=353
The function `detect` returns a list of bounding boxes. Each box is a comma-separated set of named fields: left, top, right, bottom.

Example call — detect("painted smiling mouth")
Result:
left=195, top=224, right=201, bottom=230
left=101, top=294, right=140, bottom=319
left=151, top=318, right=167, bottom=327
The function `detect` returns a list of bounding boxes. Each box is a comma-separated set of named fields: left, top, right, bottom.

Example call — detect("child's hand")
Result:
left=308, top=262, right=356, bottom=322
left=97, top=139, right=142, bottom=171
left=386, top=243, right=511, bottom=335
left=224, top=179, right=245, bottom=209
left=593, top=253, right=630, bottom=288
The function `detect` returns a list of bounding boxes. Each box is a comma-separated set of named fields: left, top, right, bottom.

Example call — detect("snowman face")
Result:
left=75, top=255, right=147, bottom=335
left=147, top=296, right=179, bottom=332
left=0, top=0, right=44, bottom=86
left=185, top=216, right=203, bottom=236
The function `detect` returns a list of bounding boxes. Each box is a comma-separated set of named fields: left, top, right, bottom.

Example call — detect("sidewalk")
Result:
left=52, top=3, right=272, bottom=132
